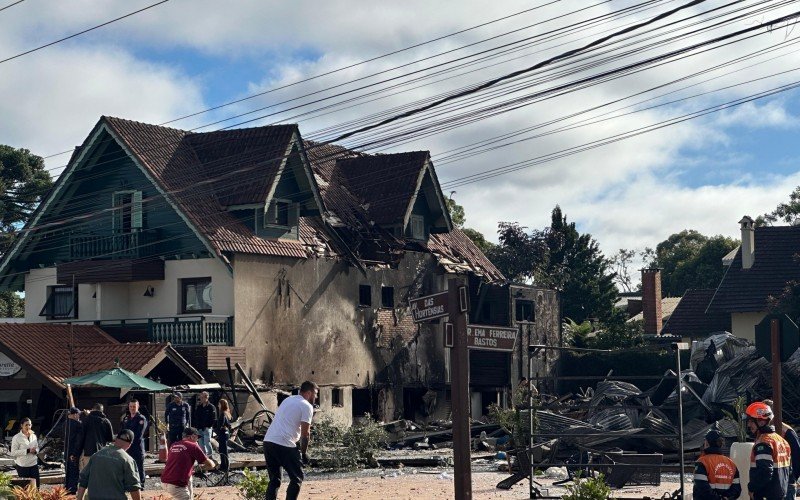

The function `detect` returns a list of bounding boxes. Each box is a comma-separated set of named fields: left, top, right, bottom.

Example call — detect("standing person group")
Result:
left=263, top=381, right=317, bottom=500
left=166, top=392, right=191, bottom=445
left=11, top=417, right=39, bottom=488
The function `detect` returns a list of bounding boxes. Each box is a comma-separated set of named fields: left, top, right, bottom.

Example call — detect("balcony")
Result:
left=92, top=315, right=234, bottom=346
left=69, top=230, right=157, bottom=260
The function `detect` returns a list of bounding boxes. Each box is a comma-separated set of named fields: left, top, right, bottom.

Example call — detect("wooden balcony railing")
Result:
left=69, top=230, right=157, bottom=259
left=88, top=315, right=234, bottom=346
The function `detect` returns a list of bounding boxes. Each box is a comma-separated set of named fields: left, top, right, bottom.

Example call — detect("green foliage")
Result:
left=487, top=400, right=537, bottom=447
left=445, top=198, right=465, bottom=228
left=0, top=145, right=52, bottom=253
left=311, top=416, right=345, bottom=447
left=462, top=227, right=495, bottom=254
left=0, top=291, right=23, bottom=318
left=563, top=473, right=611, bottom=500
left=591, top=319, right=644, bottom=350
left=722, top=395, right=748, bottom=443
left=611, top=248, right=637, bottom=293
left=237, top=468, right=270, bottom=500
left=757, top=186, right=800, bottom=226
left=644, top=230, right=737, bottom=297
left=0, top=472, right=13, bottom=499
left=563, top=318, right=594, bottom=348
left=315, top=415, right=389, bottom=471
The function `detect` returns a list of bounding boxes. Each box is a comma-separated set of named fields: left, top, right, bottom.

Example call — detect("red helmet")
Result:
left=745, top=402, right=774, bottom=420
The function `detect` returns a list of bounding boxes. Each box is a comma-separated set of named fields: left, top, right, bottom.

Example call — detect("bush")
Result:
left=311, top=416, right=345, bottom=447
left=315, top=414, right=389, bottom=470
left=563, top=473, right=611, bottom=500
left=237, top=468, right=270, bottom=500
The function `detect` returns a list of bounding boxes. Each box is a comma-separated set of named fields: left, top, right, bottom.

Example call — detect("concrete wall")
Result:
left=24, top=268, right=56, bottom=321
left=232, top=252, right=448, bottom=421
left=731, top=311, right=764, bottom=341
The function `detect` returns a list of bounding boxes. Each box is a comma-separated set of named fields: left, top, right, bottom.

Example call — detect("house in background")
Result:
left=0, top=116, right=559, bottom=424
left=706, top=216, right=800, bottom=341
left=660, top=288, right=730, bottom=338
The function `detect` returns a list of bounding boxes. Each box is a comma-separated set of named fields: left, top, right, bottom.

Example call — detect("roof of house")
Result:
left=0, top=324, right=200, bottom=392
left=708, top=225, right=800, bottom=312
left=661, top=289, right=731, bottom=337
left=627, top=297, right=682, bottom=323
left=427, top=229, right=505, bottom=283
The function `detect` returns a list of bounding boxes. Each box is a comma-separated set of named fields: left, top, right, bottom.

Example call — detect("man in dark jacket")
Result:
left=194, top=391, right=217, bottom=457
left=165, top=392, right=191, bottom=445
left=122, top=399, right=148, bottom=488
left=79, top=403, right=114, bottom=470
left=765, top=399, right=800, bottom=499
left=64, top=407, right=83, bottom=493
left=745, top=402, right=792, bottom=500
left=693, top=429, right=741, bottom=500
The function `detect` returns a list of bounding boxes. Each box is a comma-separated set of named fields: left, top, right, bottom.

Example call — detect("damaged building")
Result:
left=0, top=116, right=559, bottom=425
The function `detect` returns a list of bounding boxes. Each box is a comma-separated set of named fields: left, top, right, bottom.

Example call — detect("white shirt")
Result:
left=264, top=395, right=313, bottom=448
left=11, top=431, right=38, bottom=467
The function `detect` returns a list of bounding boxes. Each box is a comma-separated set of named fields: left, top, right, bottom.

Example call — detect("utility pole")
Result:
left=447, top=278, right=472, bottom=499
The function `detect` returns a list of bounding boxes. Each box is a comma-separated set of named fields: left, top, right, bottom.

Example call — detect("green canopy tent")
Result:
left=63, top=365, right=170, bottom=391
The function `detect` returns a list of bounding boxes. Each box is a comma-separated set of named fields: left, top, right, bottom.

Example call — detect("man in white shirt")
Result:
left=263, top=381, right=317, bottom=500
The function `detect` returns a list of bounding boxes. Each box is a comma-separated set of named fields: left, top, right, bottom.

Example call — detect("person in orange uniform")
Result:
left=693, top=429, right=741, bottom=499
left=745, top=401, right=792, bottom=500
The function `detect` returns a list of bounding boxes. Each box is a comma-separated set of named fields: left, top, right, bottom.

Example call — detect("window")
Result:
left=381, top=286, right=394, bottom=308
left=112, top=190, right=142, bottom=233
left=410, top=215, right=425, bottom=240
left=39, top=285, right=77, bottom=319
left=265, top=199, right=291, bottom=227
left=515, top=300, right=535, bottom=323
left=358, top=285, right=372, bottom=307
left=331, top=388, right=343, bottom=407
left=182, top=278, right=212, bottom=313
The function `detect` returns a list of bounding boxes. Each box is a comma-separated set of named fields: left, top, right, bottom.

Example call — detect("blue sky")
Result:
left=1, top=0, right=800, bottom=271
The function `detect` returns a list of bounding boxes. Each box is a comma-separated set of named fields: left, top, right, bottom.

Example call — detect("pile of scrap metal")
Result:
left=537, top=333, right=800, bottom=455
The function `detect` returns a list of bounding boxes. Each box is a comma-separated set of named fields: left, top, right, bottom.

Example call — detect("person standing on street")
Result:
left=122, top=399, right=148, bottom=488
left=214, top=399, right=233, bottom=472
left=692, top=429, right=741, bottom=500
left=76, top=429, right=141, bottom=500
left=263, top=381, right=317, bottom=500
left=165, top=392, right=191, bottom=445
left=745, top=401, right=792, bottom=500
left=64, top=408, right=83, bottom=494
left=11, top=417, right=39, bottom=488
left=161, top=427, right=215, bottom=500
left=764, top=399, right=800, bottom=500
left=194, top=391, right=216, bottom=457
left=79, top=403, right=114, bottom=470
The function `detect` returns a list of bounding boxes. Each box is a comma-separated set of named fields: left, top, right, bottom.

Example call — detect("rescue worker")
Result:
left=64, top=407, right=83, bottom=494
left=764, top=399, right=800, bottom=500
left=693, top=429, right=741, bottom=499
left=122, top=399, right=148, bottom=488
left=165, top=392, right=191, bottom=445
left=745, top=401, right=792, bottom=500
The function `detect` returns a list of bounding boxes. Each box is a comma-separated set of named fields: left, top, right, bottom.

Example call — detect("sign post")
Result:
left=447, top=278, right=472, bottom=500
left=466, top=324, right=518, bottom=352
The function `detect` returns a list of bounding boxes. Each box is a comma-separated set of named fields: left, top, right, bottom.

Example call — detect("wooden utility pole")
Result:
left=771, top=318, right=783, bottom=431
left=447, top=278, right=472, bottom=499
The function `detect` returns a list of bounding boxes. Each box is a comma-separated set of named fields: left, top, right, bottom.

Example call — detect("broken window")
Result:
left=410, top=214, right=425, bottom=240
left=515, top=300, right=535, bottom=323
left=39, top=285, right=77, bottom=319
left=265, top=199, right=291, bottom=227
left=381, top=286, right=394, bottom=308
left=332, top=388, right=343, bottom=407
left=358, top=285, right=372, bottom=307
left=182, top=277, right=212, bottom=313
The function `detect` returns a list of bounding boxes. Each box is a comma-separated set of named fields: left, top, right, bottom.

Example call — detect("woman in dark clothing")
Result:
left=214, top=399, right=232, bottom=472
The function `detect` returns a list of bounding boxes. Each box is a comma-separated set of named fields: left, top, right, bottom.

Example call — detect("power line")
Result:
left=0, top=0, right=24, bottom=14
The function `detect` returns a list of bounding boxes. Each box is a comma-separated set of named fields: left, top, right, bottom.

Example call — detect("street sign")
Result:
left=466, top=324, right=518, bottom=352
left=409, top=291, right=449, bottom=323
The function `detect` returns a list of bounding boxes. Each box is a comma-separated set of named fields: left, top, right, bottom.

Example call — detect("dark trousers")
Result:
left=218, top=431, right=229, bottom=472
left=15, top=464, right=39, bottom=488
left=64, top=458, right=79, bottom=493
left=128, top=448, right=145, bottom=487
left=168, top=426, right=184, bottom=445
left=263, top=442, right=304, bottom=500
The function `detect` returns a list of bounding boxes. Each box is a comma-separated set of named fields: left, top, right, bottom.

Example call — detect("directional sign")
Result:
left=409, top=291, right=449, bottom=323
left=466, top=324, right=518, bottom=352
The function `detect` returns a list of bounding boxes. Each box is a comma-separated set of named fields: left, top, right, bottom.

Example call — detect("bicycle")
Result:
left=194, top=456, right=245, bottom=487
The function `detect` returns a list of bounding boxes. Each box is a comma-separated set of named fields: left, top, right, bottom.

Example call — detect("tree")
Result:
left=445, top=198, right=465, bottom=228
left=0, top=145, right=52, bottom=253
left=611, top=248, right=636, bottom=293
left=446, top=197, right=496, bottom=253
left=645, top=230, right=737, bottom=296
left=757, top=186, right=800, bottom=226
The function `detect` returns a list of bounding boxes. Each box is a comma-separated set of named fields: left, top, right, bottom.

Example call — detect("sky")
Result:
left=2, top=0, right=800, bottom=278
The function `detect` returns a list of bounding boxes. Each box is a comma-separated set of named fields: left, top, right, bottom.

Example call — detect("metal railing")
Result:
left=69, top=230, right=157, bottom=259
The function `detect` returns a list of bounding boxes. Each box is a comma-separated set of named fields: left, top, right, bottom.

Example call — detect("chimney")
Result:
left=641, top=268, right=662, bottom=335
left=739, top=215, right=755, bottom=269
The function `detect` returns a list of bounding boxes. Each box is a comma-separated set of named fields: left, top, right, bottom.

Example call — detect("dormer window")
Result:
left=410, top=214, right=425, bottom=240
left=265, top=199, right=292, bottom=227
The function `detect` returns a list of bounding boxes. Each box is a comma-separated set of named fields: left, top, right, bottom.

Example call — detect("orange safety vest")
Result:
left=697, top=454, right=738, bottom=490
left=751, top=432, right=791, bottom=469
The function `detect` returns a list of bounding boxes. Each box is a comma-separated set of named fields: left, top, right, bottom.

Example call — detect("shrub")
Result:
left=563, top=473, right=611, bottom=500
left=237, top=468, right=270, bottom=500
left=315, top=414, right=389, bottom=470
left=487, top=401, right=538, bottom=448
left=311, top=416, right=345, bottom=447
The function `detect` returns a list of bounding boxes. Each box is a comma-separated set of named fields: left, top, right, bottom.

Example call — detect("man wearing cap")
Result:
left=165, top=392, right=191, bottom=445
left=76, top=429, right=141, bottom=500
left=161, top=427, right=216, bottom=500
left=263, top=381, right=318, bottom=500
left=764, top=399, right=800, bottom=500
left=693, top=429, right=741, bottom=499
left=122, top=399, right=148, bottom=488
left=64, top=407, right=83, bottom=494
left=745, top=401, right=792, bottom=499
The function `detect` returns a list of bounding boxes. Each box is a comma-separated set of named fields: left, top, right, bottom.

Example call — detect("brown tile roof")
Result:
left=708, top=225, right=800, bottom=312
left=376, top=308, right=418, bottom=347
left=627, top=297, right=682, bottom=324
left=427, top=229, right=505, bottom=283
left=661, top=289, right=731, bottom=337
left=103, top=117, right=315, bottom=259
left=0, top=324, right=175, bottom=390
